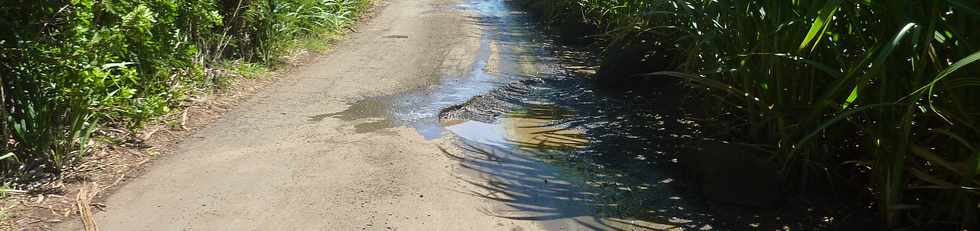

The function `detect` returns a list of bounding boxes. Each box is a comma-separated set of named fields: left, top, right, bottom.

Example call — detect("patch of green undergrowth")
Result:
left=0, top=0, right=371, bottom=188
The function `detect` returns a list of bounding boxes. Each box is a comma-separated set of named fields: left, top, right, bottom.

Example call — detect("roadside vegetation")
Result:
left=0, top=0, right=369, bottom=187
left=517, top=0, right=979, bottom=229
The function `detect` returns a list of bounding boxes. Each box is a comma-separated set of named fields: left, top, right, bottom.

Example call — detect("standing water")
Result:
left=322, top=0, right=854, bottom=230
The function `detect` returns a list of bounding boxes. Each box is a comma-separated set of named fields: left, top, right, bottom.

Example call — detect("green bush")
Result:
left=209, top=0, right=367, bottom=62
left=519, top=0, right=979, bottom=228
left=0, top=0, right=366, bottom=186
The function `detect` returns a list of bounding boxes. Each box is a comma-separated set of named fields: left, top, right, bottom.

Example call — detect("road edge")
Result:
left=0, top=1, right=389, bottom=229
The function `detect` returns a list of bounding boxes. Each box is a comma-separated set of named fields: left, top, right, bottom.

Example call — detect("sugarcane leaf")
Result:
left=799, top=0, right=841, bottom=53
left=910, top=144, right=966, bottom=176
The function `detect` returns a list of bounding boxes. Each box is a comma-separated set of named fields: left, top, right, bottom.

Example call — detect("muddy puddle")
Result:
left=321, top=0, right=859, bottom=230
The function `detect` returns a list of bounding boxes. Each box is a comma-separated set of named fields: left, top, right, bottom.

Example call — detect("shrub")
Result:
left=519, top=0, right=979, bottom=228
left=0, top=0, right=367, bottom=187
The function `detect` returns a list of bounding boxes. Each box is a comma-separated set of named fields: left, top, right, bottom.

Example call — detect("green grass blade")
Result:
left=912, top=51, right=980, bottom=98
left=909, top=166, right=957, bottom=188
left=739, top=53, right=843, bottom=78
left=794, top=103, right=899, bottom=149
left=799, top=0, right=841, bottom=53
left=910, top=144, right=966, bottom=175
left=642, top=71, right=766, bottom=108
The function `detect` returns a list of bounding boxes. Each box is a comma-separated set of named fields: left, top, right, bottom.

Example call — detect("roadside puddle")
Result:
left=310, top=6, right=510, bottom=137
left=443, top=103, right=586, bottom=151
left=502, top=104, right=586, bottom=151
left=309, top=0, right=858, bottom=229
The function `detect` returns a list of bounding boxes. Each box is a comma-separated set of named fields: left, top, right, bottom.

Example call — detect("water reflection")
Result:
left=503, top=104, right=587, bottom=151
left=320, top=0, right=857, bottom=229
left=445, top=104, right=586, bottom=152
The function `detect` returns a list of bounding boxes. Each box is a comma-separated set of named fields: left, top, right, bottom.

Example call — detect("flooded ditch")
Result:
left=322, top=0, right=868, bottom=230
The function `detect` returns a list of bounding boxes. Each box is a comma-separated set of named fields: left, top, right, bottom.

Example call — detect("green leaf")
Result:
left=741, top=53, right=843, bottom=78
left=795, top=103, right=898, bottom=148
left=901, top=50, right=980, bottom=123
left=799, top=0, right=841, bottom=53
left=925, top=51, right=980, bottom=96
left=0, top=153, right=16, bottom=162
left=909, top=166, right=956, bottom=188
left=842, top=87, right=859, bottom=109
left=872, top=23, right=918, bottom=70
left=910, top=144, right=964, bottom=176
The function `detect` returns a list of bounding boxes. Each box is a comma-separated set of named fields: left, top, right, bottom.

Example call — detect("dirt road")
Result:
left=57, top=0, right=609, bottom=230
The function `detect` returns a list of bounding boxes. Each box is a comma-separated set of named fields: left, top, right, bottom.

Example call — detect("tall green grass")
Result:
left=520, top=0, right=979, bottom=228
left=0, top=0, right=368, bottom=186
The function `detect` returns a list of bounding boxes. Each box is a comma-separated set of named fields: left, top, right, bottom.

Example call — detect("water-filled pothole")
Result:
left=316, top=0, right=864, bottom=229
